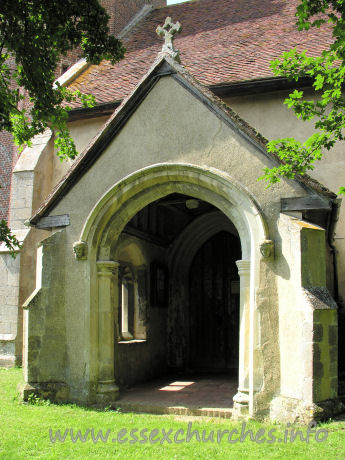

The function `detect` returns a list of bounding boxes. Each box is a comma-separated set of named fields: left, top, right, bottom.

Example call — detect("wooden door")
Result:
left=189, top=231, right=241, bottom=371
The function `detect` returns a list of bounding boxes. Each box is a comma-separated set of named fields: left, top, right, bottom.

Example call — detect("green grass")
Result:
left=0, top=368, right=345, bottom=459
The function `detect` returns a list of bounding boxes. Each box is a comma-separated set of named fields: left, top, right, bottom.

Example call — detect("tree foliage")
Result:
left=1, top=0, right=125, bottom=159
left=0, top=220, right=20, bottom=257
left=0, top=0, right=125, bottom=253
left=261, top=0, right=345, bottom=195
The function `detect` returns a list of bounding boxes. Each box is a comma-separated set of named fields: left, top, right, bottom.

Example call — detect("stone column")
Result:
left=96, top=260, right=120, bottom=404
left=233, top=259, right=251, bottom=418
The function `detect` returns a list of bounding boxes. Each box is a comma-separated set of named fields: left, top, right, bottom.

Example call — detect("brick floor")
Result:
left=116, top=373, right=238, bottom=418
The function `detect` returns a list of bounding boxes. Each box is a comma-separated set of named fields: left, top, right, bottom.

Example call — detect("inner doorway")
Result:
left=189, top=231, right=241, bottom=372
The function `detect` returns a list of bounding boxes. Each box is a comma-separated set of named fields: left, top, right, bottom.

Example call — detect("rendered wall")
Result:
left=225, top=90, right=345, bottom=304
left=22, top=76, right=327, bottom=418
left=51, top=117, right=109, bottom=189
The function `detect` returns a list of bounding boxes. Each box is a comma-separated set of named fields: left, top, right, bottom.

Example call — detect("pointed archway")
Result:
left=79, top=163, right=268, bottom=417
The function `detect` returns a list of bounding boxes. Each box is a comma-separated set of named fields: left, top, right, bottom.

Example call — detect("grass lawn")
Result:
left=0, top=368, right=345, bottom=459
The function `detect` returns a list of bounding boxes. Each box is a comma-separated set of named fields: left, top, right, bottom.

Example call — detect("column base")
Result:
left=232, top=391, right=249, bottom=419
left=96, top=380, right=120, bottom=405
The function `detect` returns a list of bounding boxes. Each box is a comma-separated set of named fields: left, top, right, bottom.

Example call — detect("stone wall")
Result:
left=0, top=252, right=20, bottom=367
left=269, top=216, right=340, bottom=423
left=22, top=231, right=69, bottom=401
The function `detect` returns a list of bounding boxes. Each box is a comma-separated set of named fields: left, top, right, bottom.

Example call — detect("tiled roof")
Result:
left=68, top=0, right=333, bottom=104
left=30, top=54, right=336, bottom=224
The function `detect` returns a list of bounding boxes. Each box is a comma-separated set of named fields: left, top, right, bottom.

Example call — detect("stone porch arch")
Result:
left=79, top=163, right=268, bottom=416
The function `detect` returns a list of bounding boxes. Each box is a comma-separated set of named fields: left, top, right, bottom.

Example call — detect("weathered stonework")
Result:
left=0, top=335, right=15, bottom=367
left=270, top=396, right=324, bottom=425
left=73, top=240, right=88, bottom=260
left=259, top=239, right=274, bottom=260
left=270, top=395, right=345, bottom=424
left=156, top=17, right=182, bottom=62
left=19, top=381, right=69, bottom=403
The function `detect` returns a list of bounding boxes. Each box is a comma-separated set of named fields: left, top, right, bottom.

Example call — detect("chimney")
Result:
left=101, top=0, right=167, bottom=36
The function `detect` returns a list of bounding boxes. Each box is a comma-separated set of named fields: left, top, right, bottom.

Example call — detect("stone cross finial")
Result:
left=156, top=17, right=182, bottom=62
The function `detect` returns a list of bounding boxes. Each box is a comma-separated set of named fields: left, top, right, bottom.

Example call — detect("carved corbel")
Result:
left=73, top=240, right=88, bottom=260
left=260, top=239, right=274, bottom=260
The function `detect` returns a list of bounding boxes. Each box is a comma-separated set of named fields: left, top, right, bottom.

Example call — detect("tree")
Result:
left=0, top=0, right=125, bottom=254
left=261, top=0, right=345, bottom=195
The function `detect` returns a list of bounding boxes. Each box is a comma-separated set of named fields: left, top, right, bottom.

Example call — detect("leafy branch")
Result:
left=261, top=1, right=345, bottom=195
left=0, top=220, right=21, bottom=257
left=0, top=0, right=126, bottom=254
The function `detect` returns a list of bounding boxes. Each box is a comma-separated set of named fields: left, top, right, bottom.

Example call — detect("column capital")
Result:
left=236, top=259, right=250, bottom=276
left=97, top=260, right=120, bottom=276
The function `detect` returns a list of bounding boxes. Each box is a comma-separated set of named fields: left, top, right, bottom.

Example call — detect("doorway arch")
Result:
left=79, top=163, right=268, bottom=415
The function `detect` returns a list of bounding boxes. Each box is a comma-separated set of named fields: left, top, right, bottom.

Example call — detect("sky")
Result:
left=167, top=0, right=190, bottom=4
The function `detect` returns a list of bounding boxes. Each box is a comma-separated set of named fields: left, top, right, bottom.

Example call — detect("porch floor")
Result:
left=115, top=373, right=237, bottom=418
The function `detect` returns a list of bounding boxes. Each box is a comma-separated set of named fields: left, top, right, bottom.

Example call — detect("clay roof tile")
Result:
left=67, top=0, right=333, bottom=105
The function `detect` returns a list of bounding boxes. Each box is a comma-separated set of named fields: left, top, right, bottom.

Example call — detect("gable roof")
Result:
left=67, top=0, right=333, bottom=106
left=29, top=53, right=335, bottom=225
